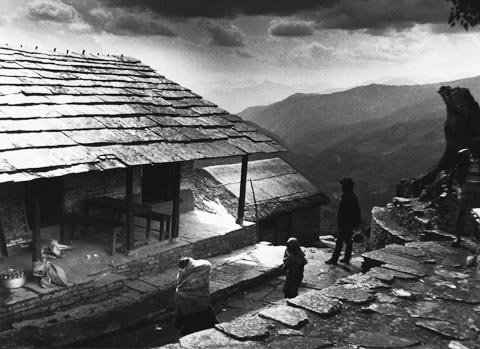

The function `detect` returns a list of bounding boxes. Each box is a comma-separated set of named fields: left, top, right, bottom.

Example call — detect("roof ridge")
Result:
left=0, top=44, right=139, bottom=64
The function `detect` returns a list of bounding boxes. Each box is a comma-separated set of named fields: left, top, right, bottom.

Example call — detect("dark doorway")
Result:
left=25, top=179, right=63, bottom=229
left=142, top=164, right=175, bottom=203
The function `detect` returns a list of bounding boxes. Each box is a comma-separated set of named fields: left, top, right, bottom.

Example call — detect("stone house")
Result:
left=194, top=158, right=330, bottom=245
left=0, top=45, right=283, bottom=260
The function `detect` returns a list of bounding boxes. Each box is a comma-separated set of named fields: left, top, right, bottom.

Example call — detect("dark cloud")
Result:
left=201, top=21, right=245, bottom=47
left=28, top=0, right=77, bottom=23
left=105, top=15, right=176, bottom=36
left=62, top=0, right=176, bottom=36
left=308, top=0, right=452, bottom=34
left=269, top=19, right=314, bottom=37
left=95, top=0, right=336, bottom=19
left=88, top=0, right=454, bottom=34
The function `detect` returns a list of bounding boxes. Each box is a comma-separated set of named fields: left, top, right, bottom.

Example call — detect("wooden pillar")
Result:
left=31, top=181, right=41, bottom=262
left=236, top=155, right=249, bottom=225
left=171, top=162, right=181, bottom=239
left=126, top=167, right=135, bottom=251
left=59, top=179, right=68, bottom=243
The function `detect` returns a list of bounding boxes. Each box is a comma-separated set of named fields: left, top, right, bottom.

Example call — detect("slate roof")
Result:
left=0, top=45, right=284, bottom=184
left=195, top=158, right=330, bottom=220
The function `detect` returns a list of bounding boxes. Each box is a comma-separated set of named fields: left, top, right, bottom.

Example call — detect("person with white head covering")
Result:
left=173, top=257, right=218, bottom=335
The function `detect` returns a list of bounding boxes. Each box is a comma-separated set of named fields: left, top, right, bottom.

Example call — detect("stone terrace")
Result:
left=157, top=201, right=480, bottom=349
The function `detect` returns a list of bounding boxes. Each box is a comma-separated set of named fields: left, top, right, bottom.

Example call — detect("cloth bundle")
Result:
left=33, top=261, right=68, bottom=288
left=175, top=258, right=212, bottom=317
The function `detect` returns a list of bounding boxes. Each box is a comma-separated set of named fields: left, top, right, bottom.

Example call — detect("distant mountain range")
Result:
left=202, top=80, right=335, bottom=114
left=239, top=76, right=480, bottom=230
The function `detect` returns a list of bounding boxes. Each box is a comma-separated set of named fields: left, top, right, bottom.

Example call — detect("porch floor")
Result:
left=0, top=209, right=253, bottom=303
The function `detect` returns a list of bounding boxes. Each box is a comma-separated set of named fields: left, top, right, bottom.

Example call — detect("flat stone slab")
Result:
left=362, top=303, right=406, bottom=317
left=259, top=305, right=308, bottom=329
left=376, top=293, right=401, bottom=304
left=347, top=330, right=420, bottom=347
left=320, top=285, right=374, bottom=304
left=215, top=314, right=273, bottom=340
left=416, top=320, right=476, bottom=340
left=384, top=244, right=429, bottom=258
left=363, top=249, right=425, bottom=269
left=374, top=267, right=418, bottom=280
left=430, top=281, right=480, bottom=304
left=277, top=328, right=303, bottom=336
left=287, top=290, right=341, bottom=316
left=367, top=268, right=395, bottom=283
left=391, top=288, right=415, bottom=300
left=267, top=336, right=331, bottom=349
left=383, top=263, right=426, bottom=277
left=406, top=241, right=457, bottom=257
left=179, top=328, right=264, bottom=349
left=337, top=273, right=390, bottom=291
left=433, top=268, right=470, bottom=280
left=405, top=300, right=480, bottom=328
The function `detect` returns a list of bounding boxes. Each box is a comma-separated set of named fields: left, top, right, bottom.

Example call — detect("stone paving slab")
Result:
left=347, top=330, right=421, bottom=347
left=320, top=285, right=375, bottom=304
left=287, top=290, right=342, bottom=316
left=179, top=328, right=264, bottom=349
left=258, top=305, right=308, bottom=329
left=383, top=263, right=426, bottom=277
left=416, top=320, right=477, bottom=340
left=215, top=314, right=273, bottom=340
left=375, top=266, right=418, bottom=279
left=266, top=336, right=331, bottom=348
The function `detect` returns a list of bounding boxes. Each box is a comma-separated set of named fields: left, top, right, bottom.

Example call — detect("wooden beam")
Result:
left=32, top=181, right=41, bottom=262
left=125, top=167, right=134, bottom=251
left=171, top=162, right=181, bottom=240
left=236, top=155, right=249, bottom=225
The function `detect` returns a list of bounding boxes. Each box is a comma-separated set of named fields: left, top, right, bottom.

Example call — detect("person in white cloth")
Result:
left=173, top=257, right=218, bottom=335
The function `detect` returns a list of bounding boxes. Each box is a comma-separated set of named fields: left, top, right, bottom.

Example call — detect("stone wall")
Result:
left=0, top=223, right=256, bottom=328
left=63, top=167, right=142, bottom=213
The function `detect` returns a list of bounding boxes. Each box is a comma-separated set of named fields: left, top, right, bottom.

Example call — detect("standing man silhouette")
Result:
left=325, top=178, right=362, bottom=265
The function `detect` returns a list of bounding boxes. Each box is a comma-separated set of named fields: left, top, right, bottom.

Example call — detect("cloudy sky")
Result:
left=2, top=0, right=480, bottom=103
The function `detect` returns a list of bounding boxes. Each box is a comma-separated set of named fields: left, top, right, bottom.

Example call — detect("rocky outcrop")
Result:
left=397, top=86, right=480, bottom=199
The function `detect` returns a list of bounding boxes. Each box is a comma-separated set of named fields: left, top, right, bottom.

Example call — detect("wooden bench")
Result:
left=63, top=213, right=125, bottom=255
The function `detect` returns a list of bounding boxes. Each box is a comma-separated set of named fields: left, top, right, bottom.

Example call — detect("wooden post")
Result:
left=59, top=179, right=68, bottom=243
left=32, top=181, right=41, bottom=262
left=126, top=167, right=134, bottom=251
left=236, top=155, right=249, bottom=225
left=171, top=162, right=181, bottom=240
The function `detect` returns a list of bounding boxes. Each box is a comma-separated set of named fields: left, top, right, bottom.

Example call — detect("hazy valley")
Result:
left=238, top=76, right=480, bottom=230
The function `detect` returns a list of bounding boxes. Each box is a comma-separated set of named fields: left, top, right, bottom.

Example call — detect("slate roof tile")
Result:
left=0, top=45, right=282, bottom=182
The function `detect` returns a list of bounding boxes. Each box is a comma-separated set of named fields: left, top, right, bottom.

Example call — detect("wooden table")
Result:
left=84, top=197, right=171, bottom=244
left=84, top=197, right=152, bottom=247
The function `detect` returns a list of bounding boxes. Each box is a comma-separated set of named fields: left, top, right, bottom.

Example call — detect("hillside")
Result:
left=203, top=80, right=333, bottom=114
left=240, top=76, right=480, bottom=151
left=238, top=76, right=480, bottom=231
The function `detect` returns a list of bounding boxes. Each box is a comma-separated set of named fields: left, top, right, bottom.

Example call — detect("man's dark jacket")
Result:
left=337, top=191, right=362, bottom=229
